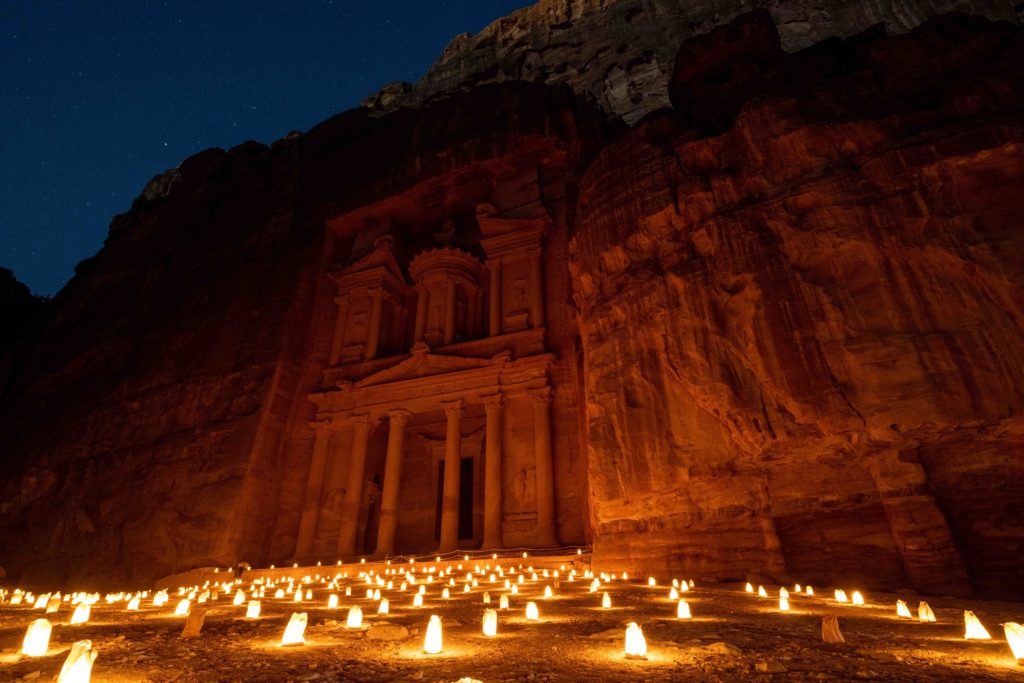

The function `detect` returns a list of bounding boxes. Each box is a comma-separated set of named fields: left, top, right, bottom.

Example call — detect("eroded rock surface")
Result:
left=571, top=12, right=1024, bottom=598
left=368, top=0, right=1020, bottom=123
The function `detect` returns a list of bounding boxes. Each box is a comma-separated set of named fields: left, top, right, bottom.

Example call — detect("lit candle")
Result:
left=413, top=594, right=424, bottom=608
left=233, top=590, right=245, bottom=606
left=677, top=599, right=691, bottom=619
left=834, top=590, right=847, bottom=603
left=346, top=605, right=363, bottom=628
left=669, top=587, right=679, bottom=600
left=327, top=594, right=339, bottom=609
left=964, top=611, right=991, bottom=640
left=70, top=605, right=90, bottom=624
left=424, top=615, right=443, bottom=654
left=127, top=596, right=141, bottom=611
left=281, top=612, right=307, bottom=645
left=21, top=619, right=52, bottom=656
left=378, top=598, right=389, bottom=615
left=499, top=594, right=509, bottom=609
left=246, top=601, right=261, bottom=619
left=745, top=582, right=754, bottom=594
left=57, top=639, right=96, bottom=683
left=896, top=600, right=912, bottom=618
left=919, top=601, right=936, bottom=623
left=544, top=585, right=553, bottom=599
left=806, top=586, right=814, bottom=596
left=1003, top=622, right=1024, bottom=664
left=175, top=599, right=191, bottom=616
left=851, top=591, right=865, bottom=606
left=482, top=608, right=498, bottom=637
left=647, top=577, right=656, bottom=587
left=525, top=601, right=539, bottom=621
left=602, top=592, right=611, bottom=609
left=624, top=622, right=647, bottom=659
left=779, top=595, right=790, bottom=611
left=483, top=591, right=491, bottom=604
left=757, top=585, right=768, bottom=598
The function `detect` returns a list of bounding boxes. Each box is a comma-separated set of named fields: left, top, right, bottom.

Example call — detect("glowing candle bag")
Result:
left=57, top=640, right=97, bottom=683
left=281, top=612, right=307, bottom=645
left=624, top=622, right=647, bottom=659
left=424, top=615, right=443, bottom=654
left=482, top=608, right=498, bottom=637
left=22, top=619, right=52, bottom=657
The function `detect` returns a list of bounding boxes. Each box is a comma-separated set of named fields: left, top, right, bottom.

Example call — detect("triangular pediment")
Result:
left=330, top=237, right=407, bottom=288
left=354, top=351, right=505, bottom=388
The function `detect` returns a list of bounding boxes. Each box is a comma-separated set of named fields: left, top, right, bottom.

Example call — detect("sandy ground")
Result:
left=2, top=566, right=1023, bottom=682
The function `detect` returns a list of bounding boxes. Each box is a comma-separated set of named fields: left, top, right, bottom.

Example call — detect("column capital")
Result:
left=352, top=413, right=373, bottom=428
left=481, top=393, right=504, bottom=412
left=528, top=386, right=552, bottom=406
left=387, top=409, right=414, bottom=426
left=333, top=294, right=350, bottom=306
left=441, top=398, right=464, bottom=419
left=309, top=417, right=334, bottom=432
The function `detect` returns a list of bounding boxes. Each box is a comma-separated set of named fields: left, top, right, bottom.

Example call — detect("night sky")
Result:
left=0, top=1, right=528, bottom=296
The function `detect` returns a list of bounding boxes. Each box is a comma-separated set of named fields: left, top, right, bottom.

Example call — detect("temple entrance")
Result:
left=458, top=457, right=474, bottom=540
left=434, top=458, right=476, bottom=544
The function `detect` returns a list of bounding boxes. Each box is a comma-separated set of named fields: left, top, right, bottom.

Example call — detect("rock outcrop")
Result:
left=367, top=0, right=1020, bottom=123
left=572, top=12, right=1024, bottom=598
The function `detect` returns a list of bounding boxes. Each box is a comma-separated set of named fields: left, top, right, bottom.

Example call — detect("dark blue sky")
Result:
left=0, top=1, right=527, bottom=296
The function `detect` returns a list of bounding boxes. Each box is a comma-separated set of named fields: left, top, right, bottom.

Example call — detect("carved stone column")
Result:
left=337, top=414, right=372, bottom=557
left=438, top=399, right=463, bottom=553
left=488, top=261, right=501, bottom=337
left=529, top=249, right=545, bottom=329
left=374, top=409, right=412, bottom=557
left=530, top=387, right=557, bottom=546
left=365, top=288, right=384, bottom=360
left=294, top=419, right=333, bottom=561
left=482, top=394, right=504, bottom=549
left=443, top=279, right=457, bottom=345
left=328, top=295, right=350, bottom=366
left=413, top=286, right=428, bottom=345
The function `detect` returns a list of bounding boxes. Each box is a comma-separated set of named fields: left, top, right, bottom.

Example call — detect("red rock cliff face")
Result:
left=571, top=13, right=1024, bottom=598
left=0, top=84, right=600, bottom=589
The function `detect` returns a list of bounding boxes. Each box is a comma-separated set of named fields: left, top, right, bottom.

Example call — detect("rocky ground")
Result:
left=1, top=562, right=1023, bottom=682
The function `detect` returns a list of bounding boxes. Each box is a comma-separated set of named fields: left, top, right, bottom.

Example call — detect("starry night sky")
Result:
left=0, top=1, right=528, bottom=296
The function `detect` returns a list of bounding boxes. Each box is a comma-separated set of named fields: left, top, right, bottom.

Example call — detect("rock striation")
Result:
left=367, top=0, right=1020, bottom=123
left=0, top=7, right=1022, bottom=601
left=572, top=11, right=1024, bottom=598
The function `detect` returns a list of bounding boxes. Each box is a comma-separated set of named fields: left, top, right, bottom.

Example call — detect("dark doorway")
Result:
left=433, top=458, right=476, bottom=543
left=459, top=457, right=474, bottom=540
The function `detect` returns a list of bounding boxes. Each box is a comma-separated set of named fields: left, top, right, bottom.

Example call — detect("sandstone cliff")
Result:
left=572, top=12, right=1024, bottom=598
left=368, top=0, right=1020, bottom=123
left=0, top=84, right=601, bottom=588
left=0, top=7, right=1021, bottom=602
